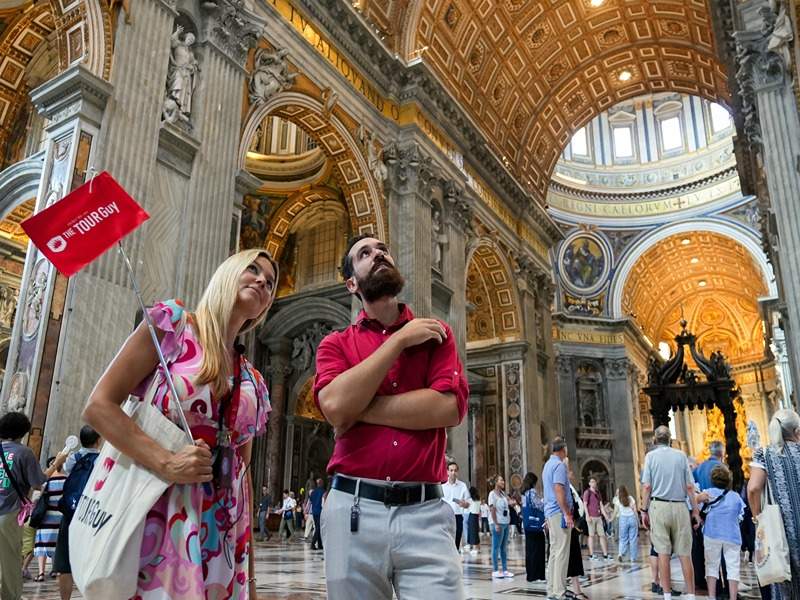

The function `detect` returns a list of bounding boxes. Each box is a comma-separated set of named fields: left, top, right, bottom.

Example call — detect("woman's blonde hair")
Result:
left=768, top=408, right=800, bottom=452
left=193, top=249, right=279, bottom=397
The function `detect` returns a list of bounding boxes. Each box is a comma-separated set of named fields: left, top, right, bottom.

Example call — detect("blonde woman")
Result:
left=83, top=249, right=277, bottom=600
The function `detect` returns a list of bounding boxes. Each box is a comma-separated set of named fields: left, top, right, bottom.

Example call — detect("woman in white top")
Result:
left=488, top=475, right=514, bottom=579
left=465, top=486, right=481, bottom=553
left=611, top=485, right=638, bottom=561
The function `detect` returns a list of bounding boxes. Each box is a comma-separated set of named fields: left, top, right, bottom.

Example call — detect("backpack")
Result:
left=521, top=489, right=545, bottom=532
left=58, top=452, right=99, bottom=519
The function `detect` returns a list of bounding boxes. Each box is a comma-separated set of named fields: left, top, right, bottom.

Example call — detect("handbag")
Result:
left=69, top=392, right=188, bottom=600
left=28, top=482, right=50, bottom=528
left=0, top=442, right=34, bottom=526
left=754, top=450, right=792, bottom=586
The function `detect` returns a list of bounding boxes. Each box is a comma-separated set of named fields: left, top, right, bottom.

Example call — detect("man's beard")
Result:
left=356, top=262, right=405, bottom=302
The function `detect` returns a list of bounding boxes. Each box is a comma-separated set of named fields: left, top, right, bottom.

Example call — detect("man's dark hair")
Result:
left=447, top=461, right=458, bottom=470
left=79, top=425, right=100, bottom=448
left=522, top=471, right=538, bottom=492
left=282, top=489, right=289, bottom=495
left=0, top=411, right=31, bottom=440
left=340, top=234, right=372, bottom=280
left=551, top=438, right=567, bottom=453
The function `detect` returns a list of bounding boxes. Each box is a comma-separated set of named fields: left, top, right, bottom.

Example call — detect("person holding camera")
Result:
left=488, top=474, right=513, bottom=579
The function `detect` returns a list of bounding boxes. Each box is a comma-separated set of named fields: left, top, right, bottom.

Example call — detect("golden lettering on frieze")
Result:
left=554, top=328, right=626, bottom=345
left=548, top=177, right=740, bottom=218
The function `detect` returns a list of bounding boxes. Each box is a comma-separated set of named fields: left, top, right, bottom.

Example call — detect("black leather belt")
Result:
left=332, top=475, right=443, bottom=506
left=653, top=498, right=686, bottom=503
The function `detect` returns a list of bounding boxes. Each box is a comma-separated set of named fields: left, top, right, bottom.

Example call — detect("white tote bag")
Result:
left=69, top=396, right=188, bottom=600
left=754, top=452, right=792, bottom=586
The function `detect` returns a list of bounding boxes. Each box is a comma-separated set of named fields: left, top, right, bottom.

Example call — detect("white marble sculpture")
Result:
left=248, top=47, right=297, bottom=106
left=165, top=25, right=199, bottom=123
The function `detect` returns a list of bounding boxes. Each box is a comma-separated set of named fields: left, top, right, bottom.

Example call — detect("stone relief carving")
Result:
left=291, top=323, right=332, bottom=373
left=383, top=142, right=434, bottom=196
left=606, top=357, right=630, bottom=379
left=0, top=285, right=18, bottom=327
left=443, top=180, right=473, bottom=234
left=248, top=48, right=297, bottom=106
left=163, top=25, right=199, bottom=128
left=320, top=86, right=338, bottom=118
left=502, top=362, right=525, bottom=490
left=6, top=370, right=28, bottom=413
left=201, top=0, right=263, bottom=66
left=44, top=183, right=64, bottom=209
left=762, top=1, right=793, bottom=69
left=555, top=355, right=572, bottom=376
left=22, top=260, right=49, bottom=339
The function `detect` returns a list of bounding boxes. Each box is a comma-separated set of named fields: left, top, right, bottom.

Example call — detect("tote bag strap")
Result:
left=762, top=449, right=778, bottom=508
left=0, top=442, right=28, bottom=503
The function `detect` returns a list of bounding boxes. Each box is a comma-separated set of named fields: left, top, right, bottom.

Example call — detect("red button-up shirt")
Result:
left=313, top=304, right=469, bottom=483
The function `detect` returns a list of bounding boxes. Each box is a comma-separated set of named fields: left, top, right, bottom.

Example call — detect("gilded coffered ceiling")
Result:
left=0, top=198, right=34, bottom=248
left=623, top=232, right=768, bottom=365
left=358, top=0, right=728, bottom=201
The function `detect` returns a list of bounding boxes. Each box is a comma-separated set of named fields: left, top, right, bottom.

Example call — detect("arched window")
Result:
left=293, top=201, right=348, bottom=290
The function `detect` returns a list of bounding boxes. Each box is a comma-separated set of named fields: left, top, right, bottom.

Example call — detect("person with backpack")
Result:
left=53, top=425, right=102, bottom=600
left=521, top=472, right=546, bottom=582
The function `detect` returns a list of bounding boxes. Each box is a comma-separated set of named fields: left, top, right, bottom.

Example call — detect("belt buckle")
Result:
left=383, top=483, right=408, bottom=506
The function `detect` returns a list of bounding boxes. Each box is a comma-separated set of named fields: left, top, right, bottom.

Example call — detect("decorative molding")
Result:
left=606, top=357, right=631, bottom=380
left=383, top=141, right=434, bottom=198
left=501, top=361, right=525, bottom=490
left=200, top=0, right=265, bottom=68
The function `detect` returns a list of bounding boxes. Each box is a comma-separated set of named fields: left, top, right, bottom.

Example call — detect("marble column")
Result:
left=37, top=0, right=265, bottom=454
left=734, top=5, right=800, bottom=402
left=441, top=179, right=472, bottom=475
left=383, top=141, right=434, bottom=315
left=500, top=360, right=526, bottom=491
left=605, top=357, right=636, bottom=491
left=264, top=338, right=292, bottom=501
left=0, top=66, right=111, bottom=458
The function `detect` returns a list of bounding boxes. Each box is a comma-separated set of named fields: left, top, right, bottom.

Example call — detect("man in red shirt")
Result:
left=314, top=234, right=469, bottom=599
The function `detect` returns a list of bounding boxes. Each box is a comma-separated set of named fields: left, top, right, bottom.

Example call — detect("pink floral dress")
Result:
left=131, top=300, right=270, bottom=600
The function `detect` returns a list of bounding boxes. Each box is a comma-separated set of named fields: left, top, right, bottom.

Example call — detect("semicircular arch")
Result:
left=465, top=239, right=522, bottom=344
left=0, top=154, right=44, bottom=219
left=263, top=185, right=345, bottom=261
left=610, top=218, right=775, bottom=319
left=258, top=296, right=351, bottom=342
left=240, top=91, right=386, bottom=242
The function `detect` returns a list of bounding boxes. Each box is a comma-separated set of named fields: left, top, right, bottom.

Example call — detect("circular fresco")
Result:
left=560, top=233, right=610, bottom=294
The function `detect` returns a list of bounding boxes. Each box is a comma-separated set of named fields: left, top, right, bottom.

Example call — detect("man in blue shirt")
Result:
left=693, top=441, right=724, bottom=491
left=309, top=478, right=326, bottom=551
left=542, top=437, right=573, bottom=600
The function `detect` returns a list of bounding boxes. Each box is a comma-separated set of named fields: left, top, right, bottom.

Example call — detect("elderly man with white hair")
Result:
left=640, top=425, right=700, bottom=600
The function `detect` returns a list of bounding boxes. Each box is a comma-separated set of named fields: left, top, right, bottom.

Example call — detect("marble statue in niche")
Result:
left=164, top=25, right=199, bottom=126
left=367, top=131, right=388, bottom=187
left=248, top=48, right=297, bottom=106
left=0, top=285, right=18, bottom=327
left=431, top=206, right=444, bottom=271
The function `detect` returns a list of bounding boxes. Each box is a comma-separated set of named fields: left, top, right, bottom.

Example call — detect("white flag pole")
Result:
left=117, top=241, right=195, bottom=445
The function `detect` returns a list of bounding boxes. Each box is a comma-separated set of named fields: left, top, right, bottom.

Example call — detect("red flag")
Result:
left=21, top=172, right=149, bottom=277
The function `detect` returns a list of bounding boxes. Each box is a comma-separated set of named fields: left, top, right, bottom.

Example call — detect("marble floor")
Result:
left=22, top=530, right=761, bottom=599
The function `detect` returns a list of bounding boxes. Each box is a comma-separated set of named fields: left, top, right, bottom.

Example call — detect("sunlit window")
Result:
left=709, top=102, right=732, bottom=133
left=571, top=127, right=589, bottom=156
left=612, top=126, right=634, bottom=158
left=660, top=116, right=683, bottom=151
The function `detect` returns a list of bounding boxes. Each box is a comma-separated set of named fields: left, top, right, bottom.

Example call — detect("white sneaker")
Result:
left=503, top=571, right=515, bottom=578
left=492, top=571, right=504, bottom=578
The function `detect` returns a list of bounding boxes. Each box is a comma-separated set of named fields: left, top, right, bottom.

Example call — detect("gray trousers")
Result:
left=321, top=487, right=465, bottom=599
